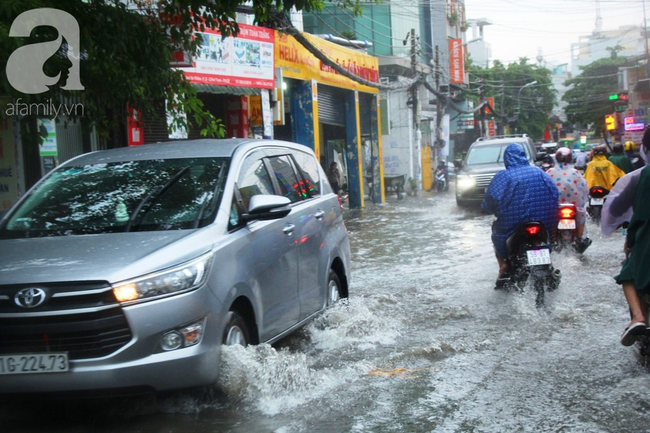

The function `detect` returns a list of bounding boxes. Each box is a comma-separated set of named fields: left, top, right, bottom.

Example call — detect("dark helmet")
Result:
left=593, top=146, right=607, bottom=155
left=613, top=142, right=624, bottom=154
left=554, top=147, right=573, bottom=164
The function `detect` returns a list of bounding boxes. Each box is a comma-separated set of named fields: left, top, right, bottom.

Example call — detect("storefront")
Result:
left=274, top=32, right=383, bottom=208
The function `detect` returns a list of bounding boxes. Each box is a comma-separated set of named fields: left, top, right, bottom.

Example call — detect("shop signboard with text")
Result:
left=0, top=100, right=18, bottom=212
left=275, top=32, right=379, bottom=94
left=178, top=24, right=275, bottom=89
left=449, top=39, right=465, bottom=85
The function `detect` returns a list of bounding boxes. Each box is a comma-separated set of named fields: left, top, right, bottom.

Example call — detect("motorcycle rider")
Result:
left=575, top=148, right=589, bottom=173
left=625, top=140, right=646, bottom=171
left=584, top=145, right=625, bottom=190
left=546, top=147, right=591, bottom=251
left=482, top=143, right=559, bottom=285
left=609, top=142, right=633, bottom=174
left=434, top=159, right=449, bottom=191
left=601, top=128, right=650, bottom=346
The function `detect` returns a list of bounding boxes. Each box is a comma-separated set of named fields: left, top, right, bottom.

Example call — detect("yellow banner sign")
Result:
left=275, top=32, right=379, bottom=94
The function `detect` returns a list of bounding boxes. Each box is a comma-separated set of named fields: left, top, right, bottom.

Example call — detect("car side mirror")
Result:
left=243, top=194, right=291, bottom=222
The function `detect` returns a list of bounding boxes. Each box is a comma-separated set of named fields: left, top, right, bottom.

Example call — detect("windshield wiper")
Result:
left=124, top=166, right=191, bottom=232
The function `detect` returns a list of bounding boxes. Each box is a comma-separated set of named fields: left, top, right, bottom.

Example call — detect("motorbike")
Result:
left=496, top=221, right=561, bottom=307
left=554, top=203, right=577, bottom=252
left=434, top=166, right=448, bottom=192
left=553, top=203, right=591, bottom=254
left=587, top=185, right=610, bottom=223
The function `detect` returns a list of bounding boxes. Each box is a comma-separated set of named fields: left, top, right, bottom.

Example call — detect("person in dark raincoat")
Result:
left=482, top=143, right=559, bottom=282
left=602, top=128, right=650, bottom=346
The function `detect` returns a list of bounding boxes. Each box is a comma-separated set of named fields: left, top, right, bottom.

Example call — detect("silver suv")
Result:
left=454, top=134, right=539, bottom=207
left=0, top=139, right=351, bottom=395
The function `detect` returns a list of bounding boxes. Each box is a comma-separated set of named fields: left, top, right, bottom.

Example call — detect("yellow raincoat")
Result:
left=584, top=154, right=626, bottom=190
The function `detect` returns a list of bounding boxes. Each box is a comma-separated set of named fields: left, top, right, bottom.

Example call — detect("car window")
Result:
left=237, top=156, right=274, bottom=211
left=0, top=158, right=227, bottom=238
left=268, top=155, right=303, bottom=203
left=466, top=145, right=504, bottom=165
left=292, top=150, right=321, bottom=196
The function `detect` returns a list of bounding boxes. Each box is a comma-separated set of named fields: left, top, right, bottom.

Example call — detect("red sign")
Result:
left=484, top=97, right=495, bottom=114
left=127, top=105, right=144, bottom=146
left=449, top=39, right=465, bottom=84
left=488, top=119, right=496, bottom=137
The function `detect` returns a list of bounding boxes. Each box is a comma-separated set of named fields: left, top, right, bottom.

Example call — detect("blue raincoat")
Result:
left=481, top=143, right=559, bottom=259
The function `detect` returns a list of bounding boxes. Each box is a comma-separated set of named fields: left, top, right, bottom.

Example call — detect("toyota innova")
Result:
left=0, top=139, right=351, bottom=395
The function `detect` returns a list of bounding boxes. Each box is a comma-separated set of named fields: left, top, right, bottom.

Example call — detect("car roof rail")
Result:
left=476, top=134, right=529, bottom=141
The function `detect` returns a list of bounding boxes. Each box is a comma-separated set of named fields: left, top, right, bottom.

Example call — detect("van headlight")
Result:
left=112, top=252, right=212, bottom=304
left=456, top=175, right=476, bottom=191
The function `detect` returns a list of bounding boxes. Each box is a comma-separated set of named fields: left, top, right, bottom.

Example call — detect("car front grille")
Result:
left=473, top=174, right=495, bottom=188
left=0, top=282, right=132, bottom=360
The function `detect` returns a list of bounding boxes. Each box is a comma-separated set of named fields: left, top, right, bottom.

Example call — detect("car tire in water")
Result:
left=327, top=269, right=342, bottom=307
left=222, top=311, right=250, bottom=346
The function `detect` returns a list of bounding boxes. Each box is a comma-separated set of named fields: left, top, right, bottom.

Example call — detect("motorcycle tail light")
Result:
left=526, top=226, right=540, bottom=235
left=560, top=207, right=576, bottom=219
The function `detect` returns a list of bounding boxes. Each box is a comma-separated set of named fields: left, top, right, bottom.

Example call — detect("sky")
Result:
left=463, top=0, right=649, bottom=67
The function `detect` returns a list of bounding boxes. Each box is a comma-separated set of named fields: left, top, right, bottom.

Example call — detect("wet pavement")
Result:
left=2, top=187, right=650, bottom=432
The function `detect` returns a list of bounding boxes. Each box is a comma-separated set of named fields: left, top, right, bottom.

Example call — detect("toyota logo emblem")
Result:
left=15, top=287, right=47, bottom=308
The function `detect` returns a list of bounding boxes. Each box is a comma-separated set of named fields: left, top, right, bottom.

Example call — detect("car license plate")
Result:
left=590, top=198, right=604, bottom=205
left=0, top=353, right=69, bottom=375
left=558, top=219, right=576, bottom=230
left=526, top=249, right=551, bottom=266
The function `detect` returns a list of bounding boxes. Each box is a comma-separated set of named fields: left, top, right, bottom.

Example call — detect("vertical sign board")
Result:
left=127, top=105, right=144, bottom=146
left=37, top=118, right=58, bottom=175
left=449, top=39, right=465, bottom=85
left=0, top=100, right=18, bottom=212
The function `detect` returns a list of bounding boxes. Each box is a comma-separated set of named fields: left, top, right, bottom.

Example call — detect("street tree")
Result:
left=562, top=56, right=627, bottom=135
left=1, top=0, right=366, bottom=186
left=468, top=58, right=556, bottom=140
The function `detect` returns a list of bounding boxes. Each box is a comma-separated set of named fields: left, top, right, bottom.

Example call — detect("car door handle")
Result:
left=283, top=224, right=295, bottom=235
left=314, top=210, right=325, bottom=220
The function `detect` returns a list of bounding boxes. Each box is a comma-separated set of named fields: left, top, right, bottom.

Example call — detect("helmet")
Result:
left=554, top=147, right=573, bottom=164
left=613, top=142, right=624, bottom=154
left=625, top=141, right=635, bottom=152
left=593, top=146, right=607, bottom=155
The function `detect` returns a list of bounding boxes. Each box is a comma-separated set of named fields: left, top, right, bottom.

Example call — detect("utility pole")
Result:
left=498, top=79, right=506, bottom=135
left=478, top=78, right=485, bottom=137
left=434, top=45, right=442, bottom=169
left=409, top=28, right=421, bottom=192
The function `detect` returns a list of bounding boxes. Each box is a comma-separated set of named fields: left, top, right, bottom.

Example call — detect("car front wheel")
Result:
left=327, top=269, right=342, bottom=307
left=222, top=311, right=250, bottom=346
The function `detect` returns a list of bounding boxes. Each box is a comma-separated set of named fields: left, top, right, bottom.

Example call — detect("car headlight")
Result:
left=113, top=252, right=212, bottom=304
left=456, top=175, right=476, bottom=191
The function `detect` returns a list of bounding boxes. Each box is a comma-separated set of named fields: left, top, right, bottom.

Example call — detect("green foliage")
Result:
left=1, top=0, right=360, bottom=144
left=467, top=58, right=557, bottom=140
left=562, top=56, right=627, bottom=135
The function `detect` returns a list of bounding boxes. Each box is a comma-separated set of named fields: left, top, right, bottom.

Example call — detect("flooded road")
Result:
left=4, top=189, right=650, bottom=432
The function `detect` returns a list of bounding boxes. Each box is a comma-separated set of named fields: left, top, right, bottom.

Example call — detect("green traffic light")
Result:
left=609, top=94, right=619, bottom=100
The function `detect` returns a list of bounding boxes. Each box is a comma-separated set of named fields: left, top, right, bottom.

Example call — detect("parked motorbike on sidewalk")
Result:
left=434, top=166, right=449, bottom=192
left=496, top=221, right=561, bottom=307
left=587, top=185, right=610, bottom=223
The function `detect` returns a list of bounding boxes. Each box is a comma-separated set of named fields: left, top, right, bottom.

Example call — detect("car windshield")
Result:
left=466, top=144, right=507, bottom=165
left=0, top=157, right=229, bottom=239
left=466, top=142, right=530, bottom=165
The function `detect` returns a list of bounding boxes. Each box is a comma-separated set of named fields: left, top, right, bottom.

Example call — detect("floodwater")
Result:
left=3, top=188, right=650, bottom=432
